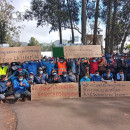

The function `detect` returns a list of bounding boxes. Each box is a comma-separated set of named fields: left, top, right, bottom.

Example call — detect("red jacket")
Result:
left=90, top=58, right=103, bottom=74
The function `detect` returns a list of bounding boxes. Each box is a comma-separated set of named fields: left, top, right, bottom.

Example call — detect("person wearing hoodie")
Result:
left=41, top=58, right=56, bottom=75
left=61, top=71, right=69, bottom=83
left=13, top=73, right=30, bottom=101
left=34, top=67, right=48, bottom=84
left=22, top=60, right=42, bottom=75
left=80, top=73, right=91, bottom=86
left=0, top=75, right=13, bottom=103
left=48, top=69, right=61, bottom=83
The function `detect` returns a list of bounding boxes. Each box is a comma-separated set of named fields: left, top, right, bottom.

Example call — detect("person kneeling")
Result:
left=91, top=70, right=103, bottom=82
left=13, top=73, right=30, bottom=101
left=80, top=73, right=90, bottom=86
left=48, top=69, right=61, bottom=83
left=0, top=75, right=13, bottom=103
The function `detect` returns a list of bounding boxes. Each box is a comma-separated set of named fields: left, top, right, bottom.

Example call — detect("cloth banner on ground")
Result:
left=64, top=45, right=102, bottom=58
left=81, top=81, right=130, bottom=97
left=0, top=46, right=41, bottom=63
left=31, top=83, right=79, bottom=101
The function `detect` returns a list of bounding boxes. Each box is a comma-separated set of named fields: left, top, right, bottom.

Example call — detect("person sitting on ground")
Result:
left=0, top=75, right=13, bottom=103
left=27, top=72, right=35, bottom=91
left=68, top=71, right=76, bottom=82
left=13, top=73, right=30, bottom=101
left=103, top=69, right=113, bottom=78
left=34, top=67, right=48, bottom=84
left=48, top=69, right=61, bottom=83
left=91, top=70, right=103, bottom=82
left=61, top=71, right=69, bottom=83
left=116, top=70, right=125, bottom=81
left=80, top=73, right=90, bottom=86
left=103, top=70, right=114, bottom=81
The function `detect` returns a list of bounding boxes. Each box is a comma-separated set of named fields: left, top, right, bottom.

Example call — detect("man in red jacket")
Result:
left=90, top=57, right=103, bottom=77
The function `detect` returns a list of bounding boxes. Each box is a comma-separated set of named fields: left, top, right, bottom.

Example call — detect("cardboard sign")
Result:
left=0, top=46, right=41, bottom=63
left=81, top=82, right=130, bottom=97
left=31, top=83, right=79, bottom=101
left=64, top=45, right=102, bottom=58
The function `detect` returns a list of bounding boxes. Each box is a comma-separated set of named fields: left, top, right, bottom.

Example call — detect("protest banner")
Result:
left=81, top=81, right=130, bottom=97
left=64, top=45, right=102, bottom=58
left=0, top=46, right=41, bottom=63
left=31, top=83, right=79, bottom=101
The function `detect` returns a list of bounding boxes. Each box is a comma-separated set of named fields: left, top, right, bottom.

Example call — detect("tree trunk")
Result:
left=67, top=0, right=74, bottom=43
left=105, top=26, right=109, bottom=55
left=105, top=0, right=112, bottom=54
left=93, top=0, right=100, bottom=45
left=82, top=0, right=87, bottom=44
left=58, top=19, right=62, bottom=44
left=120, top=25, right=130, bottom=53
left=110, top=0, right=118, bottom=54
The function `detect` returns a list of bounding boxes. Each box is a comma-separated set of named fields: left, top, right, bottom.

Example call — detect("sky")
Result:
left=10, top=0, right=105, bottom=44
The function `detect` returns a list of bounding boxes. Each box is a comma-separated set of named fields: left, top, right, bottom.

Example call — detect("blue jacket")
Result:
left=13, top=79, right=29, bottom=93
left=0, top=81, right=8, bottom=93
left=91, top=75, right=102, bottom=81
left=22, top=61, right=42, bottom=75
left=61, top=75, right=70, bottom=82
left=34, top=74, right=48, bottom=84
left=80, top=77, right=91, bottom=86
left=41, top=60, right=55, bottom=75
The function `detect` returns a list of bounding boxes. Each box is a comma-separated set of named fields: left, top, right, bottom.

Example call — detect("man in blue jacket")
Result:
left=0, top=75, right=13, bottom=103
left=41, top=58, right=55, bottom=75
left=22, top=61, right=42, bottom=75
left=13, top=73, right=30, bottom=101
left=34, top=67, right=48, bottom=84
left=91, top=70, right=103, bottom=81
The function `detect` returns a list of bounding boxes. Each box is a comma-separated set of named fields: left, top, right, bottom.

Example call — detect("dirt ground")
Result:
left=0, top=104, right=17, bottom=130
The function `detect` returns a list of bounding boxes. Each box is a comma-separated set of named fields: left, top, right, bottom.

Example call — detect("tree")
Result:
left=28, top=37, right=40, bottom=46
left=66, top=0, right=79, bottom=43
left=82, top=0, right=87, bottom=44
left=0, top=0, right=22, bottom=46
left=93, top=0, right=100, bottom=45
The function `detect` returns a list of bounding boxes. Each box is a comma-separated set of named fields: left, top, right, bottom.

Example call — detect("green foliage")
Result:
left=126, top=44, right=130, bottom=49
left=0, top=0, right=23, bottom=46
left=28, top=37, right=40, bottom=46
left=41, top=43, right=55, bottom=51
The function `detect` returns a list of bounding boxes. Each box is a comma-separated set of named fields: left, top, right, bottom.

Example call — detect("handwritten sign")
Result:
left=31, top=83, right=79, bottom=101
left=81, top=82, right=130, bottom=97
left=0, top=46, right=41, bottom=63
left=64, top=45, right=102, bottom=58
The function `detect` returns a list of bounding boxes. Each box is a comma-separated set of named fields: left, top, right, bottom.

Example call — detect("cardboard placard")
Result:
left=81, top=82, right=130, bottom=97
left=31, top=83, right=79, bottom=101
left=0, top=46, right=41, bottom=63
left=64, top=45, right=102, bottom=58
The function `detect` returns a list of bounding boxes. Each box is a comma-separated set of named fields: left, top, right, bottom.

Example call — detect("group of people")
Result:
left=0, top=53, right=130, bottom=103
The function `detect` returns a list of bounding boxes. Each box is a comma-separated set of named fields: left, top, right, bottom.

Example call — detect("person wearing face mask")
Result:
left=41, top=58, right=56, bottom=75
left=80, top=73, right=90, bottom=86
left=22, top=60, right=42, bottom=75
left=61, top=71, right=69, bottom=82
left=117, top=70, right=125, bottom=81
left=103, top=70, right=114, bottom=81
left=91, top=70, right=103, bottom=81
left=55, top=57, right=68, bottom=76
left=90, top=57, right=103, bottom=77
left=116, top=56, right=128, bottom=75
left=27, top=72, right=35, bottom=89
left=13, top=73, right=30, bottom=101
left=34, top=67, right=48, bottom=84
left=68, top=71, right=76, bottom=82
left=0, top=63, right=8, bottom=79
left=0, top=75, right=13, bottom=103
left=79, top=58, right=89, bottom=82
left=48, top=69, right=61, bottom=83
